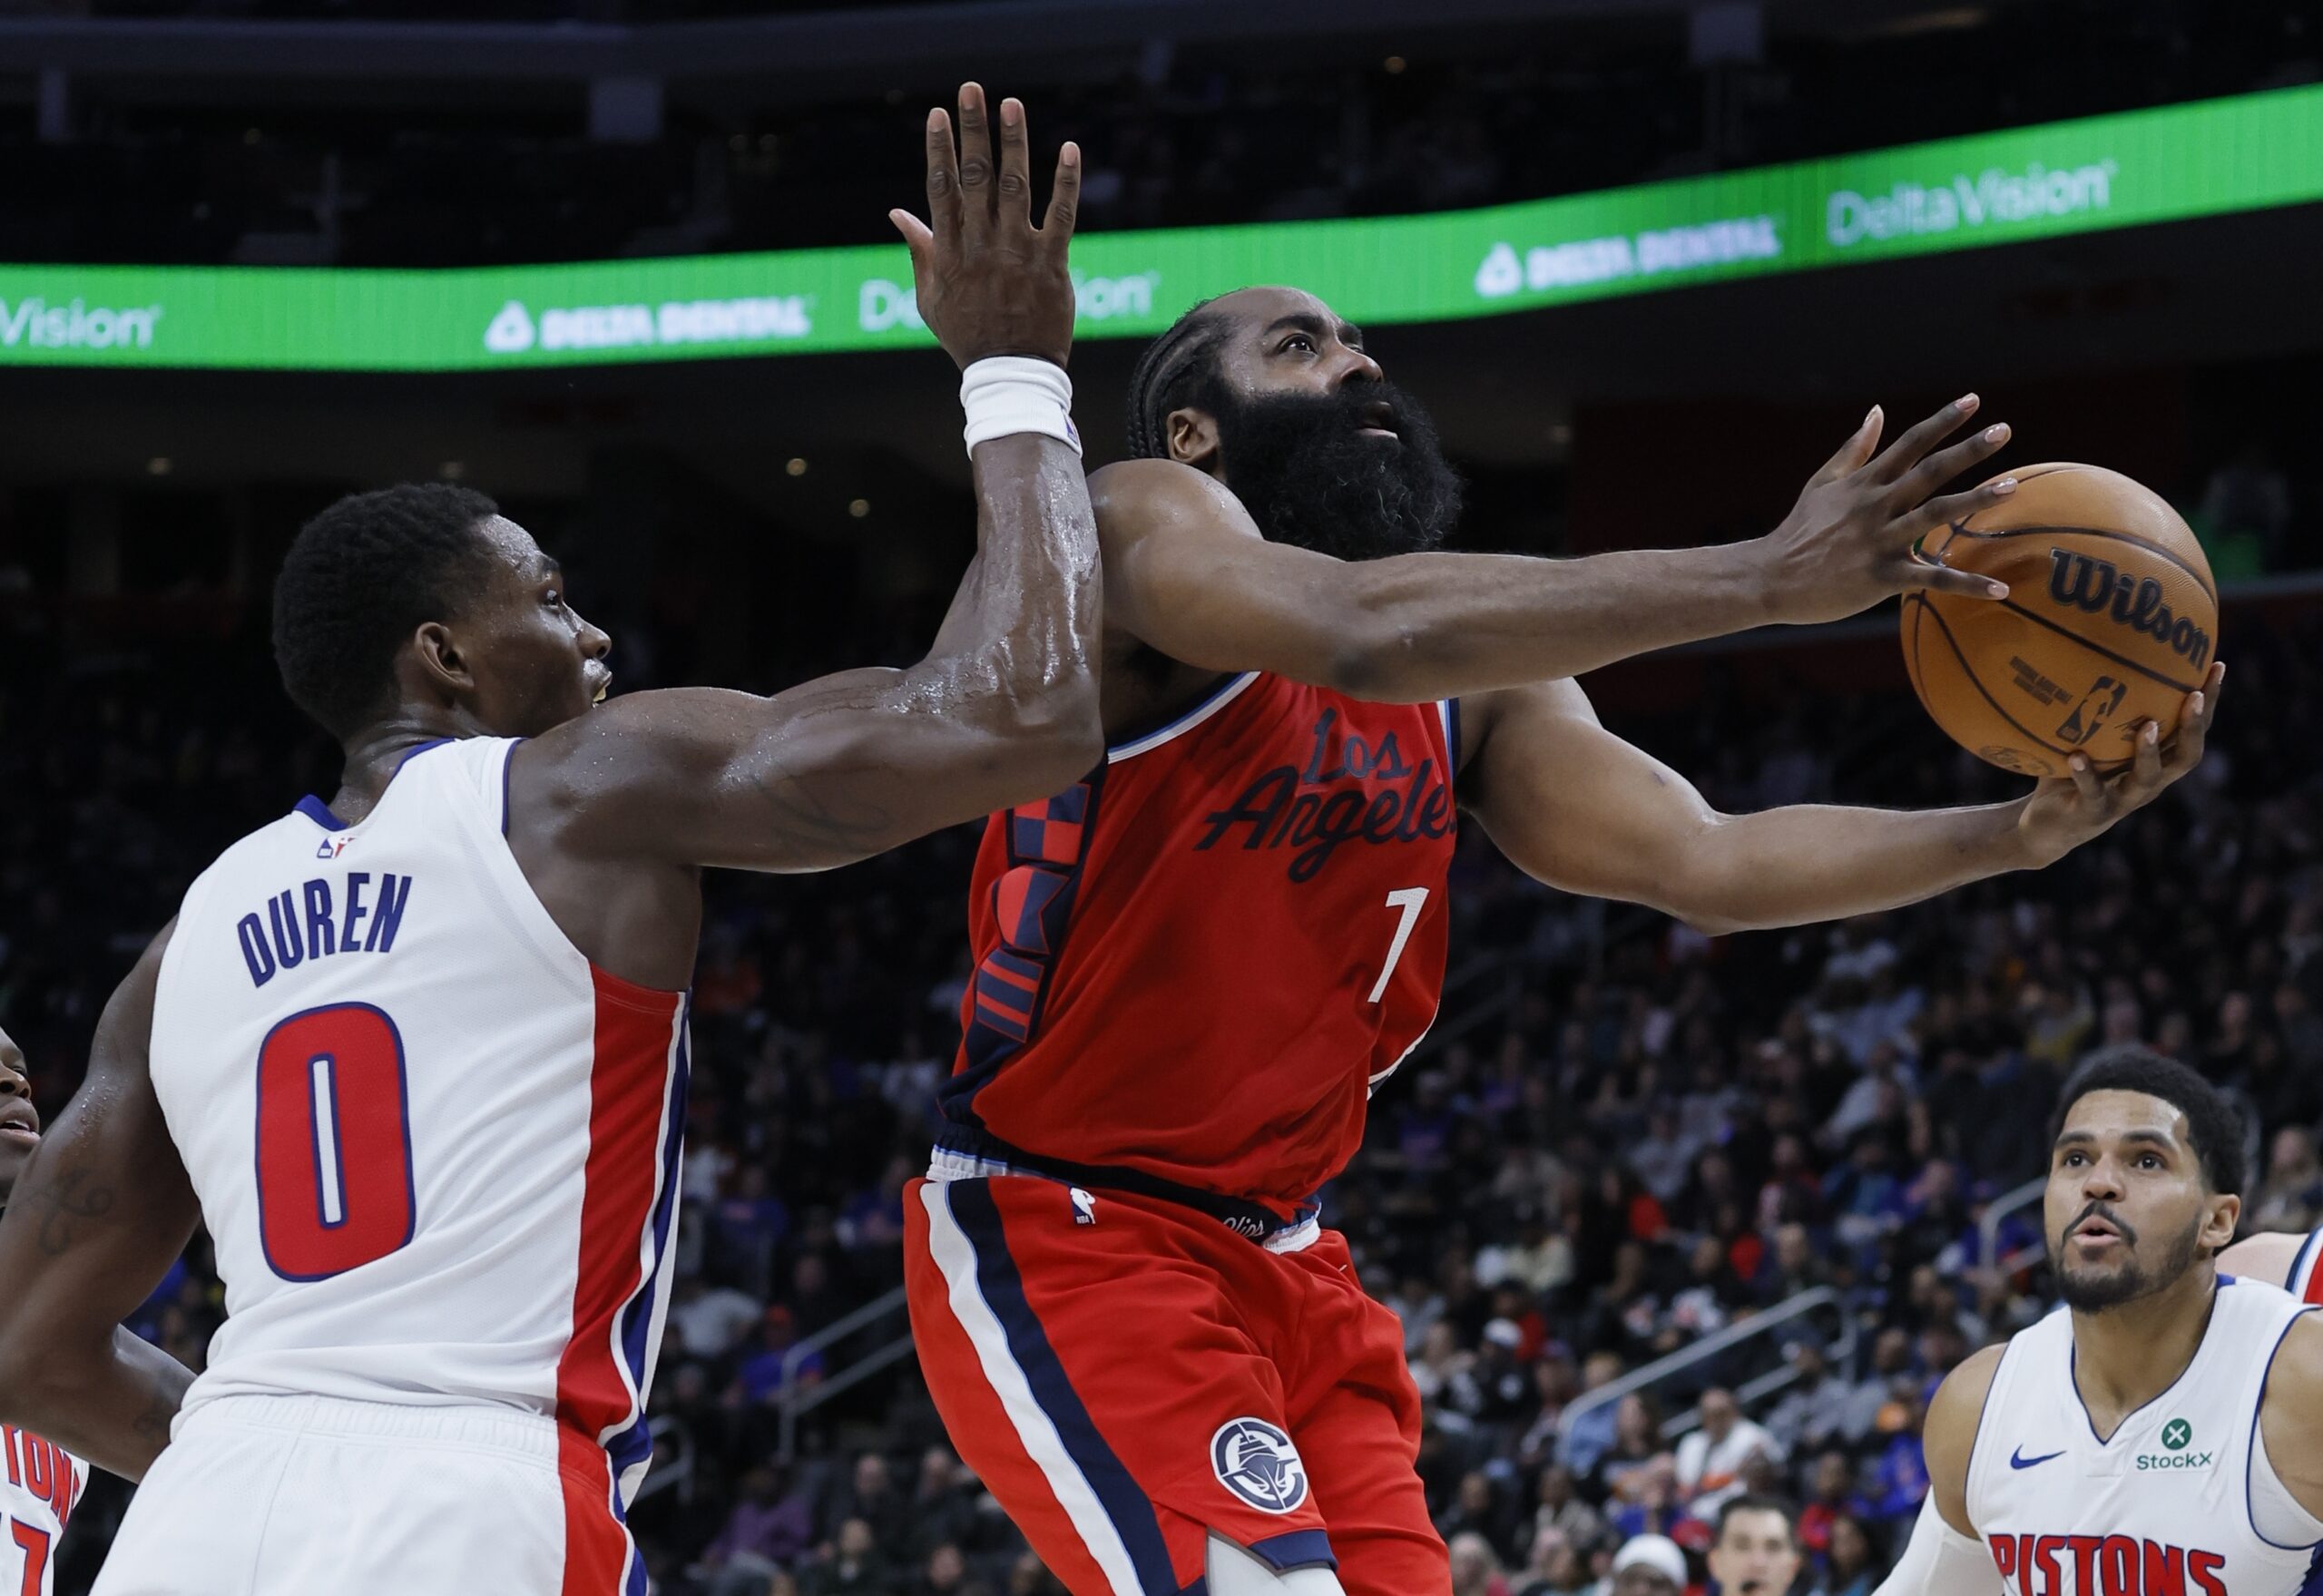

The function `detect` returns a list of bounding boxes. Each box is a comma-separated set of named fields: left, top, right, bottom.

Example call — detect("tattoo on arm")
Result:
left=752, top=754, right=900, bottom=852
left=34, top=1168, right=115, bottom=1257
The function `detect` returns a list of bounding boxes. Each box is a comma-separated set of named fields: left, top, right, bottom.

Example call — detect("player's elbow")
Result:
left=1647, top=827, right=1757, bottom=937
left=994, top=652, right=1105, bottom=788
left=0, top=1307, right=75, bottom=1424
left=1314, top=600, right=1439, bottom=704
left=0, top=1321, right=31, bottom=1406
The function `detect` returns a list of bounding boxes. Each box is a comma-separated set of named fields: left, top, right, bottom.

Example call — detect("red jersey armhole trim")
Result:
left=587, top=961, right=687, bottom=1012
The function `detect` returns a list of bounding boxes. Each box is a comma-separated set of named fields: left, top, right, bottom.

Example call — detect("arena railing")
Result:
left=1553, top=1286, right=1857, bottom=1454
left=777, top=1284, right=914, bottom=1464
left=1975, top=1176, right=2049, bottom=1277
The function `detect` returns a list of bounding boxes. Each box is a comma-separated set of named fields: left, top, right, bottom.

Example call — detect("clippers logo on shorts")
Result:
left=1211, top=1417, right=1309, bottom=1514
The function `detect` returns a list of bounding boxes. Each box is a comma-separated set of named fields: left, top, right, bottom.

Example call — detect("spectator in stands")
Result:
left=802, top=1519, right=888, bottom=1596
left=1834, top=1328, right=1911, bottom=1444
left=1706, top=1495, right=1800, bottom=1596
left=1630, top=1111, right=1697, bottom=1204
left=671, top=1273, right=769, bottom=1362
left=1561, top=1350, right=1630, bottom=1476
left=1594, top=1393, right=1669, bottom=1503
left=2249, top=1126, right=2323, bottom=1237
left=734, top=1305, right=820, bottom=1405
left=1514, top=1527, right=1597, bottom=1596
left=1516, top=1352, right=1583, bottom=1468
left=1808, top=1515, right=1880, bottom=1596
left=1605, top=1454, right=1687, bottom=1543
left=702, top=1465, right=817, bottom=1596
left=1608, top=1533, right=1690, bottom=1596
left=1527, top=1464, right=1610, bottom=1562
left=1863, top=1395, right=1930, bottom=1526
left=1751, top=1223, right=1829, bottom=1306
left=1452, top=1530, right=1516, bottom=1596
left=1675, top=1389, right=1784, bottom=1520
left=1795, top=1450, right=1872, bottom=1562
left=711, top=1164, right=791, bottom=1296
left=1762, top=1335, right=1855, bottom=1456
left=1440, top=1471, right=1524, bottom=1565
left=825, top=1452, right=913, bottom=1552
left=1475, top=1317, right=1539, bottom=1425
left=917, top=1542, right=970, bottom=1596
left=908, top=1446, right=983, bottom=1561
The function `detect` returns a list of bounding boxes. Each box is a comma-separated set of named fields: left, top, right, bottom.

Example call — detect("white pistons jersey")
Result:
left=0, top=1427, right=84, bottom=1596
left=1965, top=1278, right=2323, bottom=1596
left=151, top=736, right=688, bottom=1511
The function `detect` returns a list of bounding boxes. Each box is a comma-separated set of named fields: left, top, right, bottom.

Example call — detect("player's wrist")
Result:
left=961, top=356, right=1081, bottom=459
left=2002, top=796, right=2063, bottom=869
left=1722, top=535, right=1788, bottom=625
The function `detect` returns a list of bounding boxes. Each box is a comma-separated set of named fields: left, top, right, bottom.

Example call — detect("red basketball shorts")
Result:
left=905, top=1174, right=1447, bottom=1596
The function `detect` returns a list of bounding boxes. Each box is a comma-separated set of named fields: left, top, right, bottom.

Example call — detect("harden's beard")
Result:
left=1208, top=380, right=1464, bottom=562
left=2053, top=1203, right=2205, bottom=1314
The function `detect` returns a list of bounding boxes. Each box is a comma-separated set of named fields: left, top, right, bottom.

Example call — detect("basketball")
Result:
left=1902, top=463, right=2219, bottom=778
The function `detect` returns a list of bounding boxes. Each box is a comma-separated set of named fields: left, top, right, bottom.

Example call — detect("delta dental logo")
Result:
left=483, top=293, right=812, bottom=356
left=1473, top=216, right=1780, bottom=299
left=0, top=296, right=163, bottom=351
left=1826, top=158, right=2118, bottom=247
left=858, top=269, right=1162, bottom=332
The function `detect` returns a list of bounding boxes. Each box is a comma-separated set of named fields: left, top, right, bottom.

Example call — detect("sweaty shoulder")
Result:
left=1926, top=1341, right=2006, bottom=1536
left=1088, top=457, right=1261, bottom=550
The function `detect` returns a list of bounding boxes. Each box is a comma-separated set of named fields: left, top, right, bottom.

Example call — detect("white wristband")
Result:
left=961, top=355, right=1081, bottom=458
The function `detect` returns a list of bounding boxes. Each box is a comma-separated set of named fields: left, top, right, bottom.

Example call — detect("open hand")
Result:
left=889, top=84, right=1080, bottom=370
left=1759, top=396, right=2022, bottom=626
left=2016, top=661, right=2224, bottom=865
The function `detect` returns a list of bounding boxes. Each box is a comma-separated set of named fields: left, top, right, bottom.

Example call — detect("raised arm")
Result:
left=1461, top=671, right=2217, bottom=935
left=523, top=87, right=1102, bottom=875
left=1094, top=397, right=2017, bottom=703
left=0, top=925, right=200, bottom=1480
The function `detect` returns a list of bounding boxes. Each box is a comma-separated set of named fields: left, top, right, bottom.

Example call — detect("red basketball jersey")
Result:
left=941, top=671, right=1458, bottom=1220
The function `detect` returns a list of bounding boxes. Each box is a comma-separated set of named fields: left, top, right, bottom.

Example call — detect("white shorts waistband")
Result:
left=177, top=1392, right=561, bottom=1461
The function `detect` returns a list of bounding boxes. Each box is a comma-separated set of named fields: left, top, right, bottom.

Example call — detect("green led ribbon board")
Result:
left=2, top=84, right=2317, bottom=371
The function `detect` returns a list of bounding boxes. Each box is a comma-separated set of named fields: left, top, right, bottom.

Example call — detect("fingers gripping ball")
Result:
left=1902, top=464, right=2218, bottom=778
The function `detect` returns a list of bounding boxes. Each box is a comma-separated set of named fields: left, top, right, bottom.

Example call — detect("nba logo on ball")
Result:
left=1211, top=1418, right=1309, bottom=1513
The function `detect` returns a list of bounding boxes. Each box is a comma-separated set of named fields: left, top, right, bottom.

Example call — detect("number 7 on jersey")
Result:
left=1367, top=887, right=1430, bottom=1004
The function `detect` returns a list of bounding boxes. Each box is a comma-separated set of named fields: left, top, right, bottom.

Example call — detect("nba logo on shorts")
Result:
left=1211, top=1417, right=1309, bottom=1513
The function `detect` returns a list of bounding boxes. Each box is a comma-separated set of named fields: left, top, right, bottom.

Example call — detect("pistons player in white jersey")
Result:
left=1879, top=1049, right=2323, bottom=1596
left=0, top=1027, right=89, bottom=1596
left=0, top=89, right=1098, bottom=1595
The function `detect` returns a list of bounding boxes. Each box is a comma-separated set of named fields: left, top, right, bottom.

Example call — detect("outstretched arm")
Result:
left=0, top=926, right=200, bottom=1481
left=1463, top=671, right=2217, bottom=935
left=1093, top=397, right=2016, bottom=703
left=523, top=87, right=1103, bottom=875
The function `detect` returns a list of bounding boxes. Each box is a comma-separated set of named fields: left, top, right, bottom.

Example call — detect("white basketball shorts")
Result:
left=91, top=1394, right=640, bottom=1595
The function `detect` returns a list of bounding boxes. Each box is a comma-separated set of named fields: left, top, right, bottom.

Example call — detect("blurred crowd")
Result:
left=7, top=2, right=2315, bottom=266
left=6, top=504, right=2320, bottom=1594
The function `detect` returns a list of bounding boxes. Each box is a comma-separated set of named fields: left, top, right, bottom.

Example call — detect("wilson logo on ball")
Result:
left=2045, top=550, right=2214, bottom=668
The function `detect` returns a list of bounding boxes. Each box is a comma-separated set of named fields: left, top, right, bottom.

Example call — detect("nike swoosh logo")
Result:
left=2010, top=1447, right=2065, bottom=1470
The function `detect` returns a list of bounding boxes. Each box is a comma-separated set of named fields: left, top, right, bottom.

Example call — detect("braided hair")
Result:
left=1122, top=296, right=1230, bottom=459
left=273, top=483, right=503, bottom=739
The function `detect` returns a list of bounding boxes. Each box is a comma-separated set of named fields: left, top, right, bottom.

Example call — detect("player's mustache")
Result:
left=2065, top=1200, right=2137, bottom=1246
